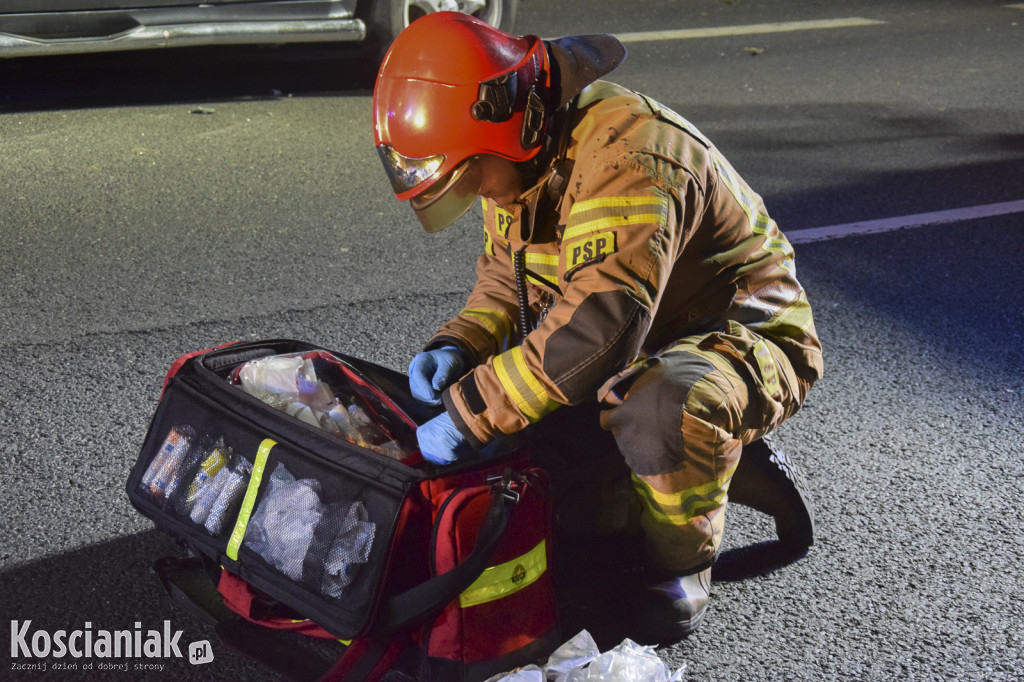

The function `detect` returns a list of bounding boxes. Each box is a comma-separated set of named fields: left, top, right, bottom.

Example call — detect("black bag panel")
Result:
left=127, top=341, right=433, bottom=639
left=230, top=437, right=409, bottom=638
left=127, top=380, right=273, bottom=559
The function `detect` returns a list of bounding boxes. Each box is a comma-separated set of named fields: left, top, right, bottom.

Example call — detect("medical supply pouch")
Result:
left=126, top=339, right=559, bottom=681
left=415, top=469, right=560, bottom=681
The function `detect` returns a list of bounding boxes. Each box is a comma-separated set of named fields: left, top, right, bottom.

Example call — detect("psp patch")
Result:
left=565, top=231, right=617, bottom=271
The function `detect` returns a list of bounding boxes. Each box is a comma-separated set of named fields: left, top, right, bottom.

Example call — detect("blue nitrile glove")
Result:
left=417, top=412, right=473, bottom=465
left=408, top=346, right=465, bottom=406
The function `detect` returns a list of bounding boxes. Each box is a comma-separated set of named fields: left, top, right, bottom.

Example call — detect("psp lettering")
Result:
left=10, top=620, right=182, bottom=658
left=494, top=206, right=513, bottom=238
left=568, top=232, right=617, bottom=268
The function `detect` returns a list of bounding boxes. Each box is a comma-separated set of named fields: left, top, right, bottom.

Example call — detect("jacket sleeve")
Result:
left=427, top=199, right=520, bottom=365
left=444, top=157, right=703, bottom=447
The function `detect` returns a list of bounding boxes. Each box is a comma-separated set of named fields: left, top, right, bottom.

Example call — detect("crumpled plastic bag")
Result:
left=246, top=467, right=324, bottom=581
left=486, top=630, right=686, bottom=682
left=245, top=463, right=376, bottom=598
left=322, top=499, right=375, bottom=598
left=234, top=352, right=413, bottom=459
left=237, top=355, right=333, bottom=412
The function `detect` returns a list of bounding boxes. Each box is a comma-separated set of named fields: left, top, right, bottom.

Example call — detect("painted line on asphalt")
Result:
left=614, top=17, right=887, bottom=44
left=1005, top=4, right=1024, bottom=10
left=787, top=200, right=1024, bottom=244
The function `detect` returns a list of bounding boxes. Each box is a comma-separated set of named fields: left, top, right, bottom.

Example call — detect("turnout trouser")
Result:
left=597, top=321, right=813, bottom=573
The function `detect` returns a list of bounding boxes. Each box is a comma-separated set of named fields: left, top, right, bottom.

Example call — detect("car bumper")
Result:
left=0, top=2, right=366, bottom=58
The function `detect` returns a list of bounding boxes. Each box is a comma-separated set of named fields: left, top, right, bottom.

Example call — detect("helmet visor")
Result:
left=410, top=158, right=483, bottom=233
left=378, top=144, right=445, bottom=196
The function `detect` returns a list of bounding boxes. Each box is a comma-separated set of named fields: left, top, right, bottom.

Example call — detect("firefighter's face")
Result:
left=473, top=154, right=523, bottom=207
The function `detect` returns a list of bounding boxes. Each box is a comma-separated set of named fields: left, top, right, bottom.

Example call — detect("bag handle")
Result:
left=383, top=471, right=522, bottom=631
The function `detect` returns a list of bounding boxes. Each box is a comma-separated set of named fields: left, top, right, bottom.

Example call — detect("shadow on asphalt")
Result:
left=2, top=520, right=808, bottom=679
left=2, top=529, right=271, bottom=680
left=0, top=43, right=378, bottom=112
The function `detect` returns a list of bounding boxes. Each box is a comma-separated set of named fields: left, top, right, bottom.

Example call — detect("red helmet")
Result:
left=373, top=12, right=551, bottom=232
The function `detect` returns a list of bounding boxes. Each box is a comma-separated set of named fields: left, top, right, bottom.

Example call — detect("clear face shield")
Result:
left=409, top=159, right=483, bottom=233
left=378, top=145, right=483, bottom=233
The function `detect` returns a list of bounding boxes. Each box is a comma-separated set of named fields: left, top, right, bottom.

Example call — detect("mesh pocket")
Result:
left=244, top=462, right=376, bottom=602
left=137, top=426, right=256, bottom=537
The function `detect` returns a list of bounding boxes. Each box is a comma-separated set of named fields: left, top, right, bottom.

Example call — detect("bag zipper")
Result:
left=427, top=489, right=463, bottom=573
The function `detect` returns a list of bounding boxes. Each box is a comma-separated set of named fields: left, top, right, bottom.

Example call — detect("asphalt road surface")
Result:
left=2, top=0, right=1022, bottom=680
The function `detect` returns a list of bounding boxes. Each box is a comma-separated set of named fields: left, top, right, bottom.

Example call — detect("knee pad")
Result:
left=600, top=351, right=734, bottom=476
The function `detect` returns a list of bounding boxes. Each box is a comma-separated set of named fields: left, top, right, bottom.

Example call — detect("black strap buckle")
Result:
left=520, top=85, right=546, bottom=149
left=487, top=469, right=526, bottom=503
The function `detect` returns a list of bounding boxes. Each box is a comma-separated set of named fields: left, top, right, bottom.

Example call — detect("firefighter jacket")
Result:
left=432, top=81, right=824, bottom=448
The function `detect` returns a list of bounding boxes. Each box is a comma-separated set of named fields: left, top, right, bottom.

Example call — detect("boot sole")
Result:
left=729, top=436, right=815, bottom=552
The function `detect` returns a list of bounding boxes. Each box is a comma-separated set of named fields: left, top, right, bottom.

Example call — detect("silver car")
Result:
left=0, top=0, right=517, bottom=60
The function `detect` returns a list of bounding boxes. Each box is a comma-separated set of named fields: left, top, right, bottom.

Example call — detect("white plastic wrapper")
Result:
left=237, top=355, right=331, bottom=411
left=486, top=630, right=686, bottom=682
left=245, top=463, right=375, bottom=598
left=322, top=501, right=376, bottom=598
left=248, top=475, right=324, bottom=580
left=234, top=352, right=414, bottom=460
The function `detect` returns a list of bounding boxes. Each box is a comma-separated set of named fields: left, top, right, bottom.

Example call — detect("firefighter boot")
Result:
left=728, top=435, right=814, bottom=553
left=633, top=567, right=712, bottom=642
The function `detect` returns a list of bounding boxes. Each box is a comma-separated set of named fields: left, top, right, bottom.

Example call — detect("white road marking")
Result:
left=1005, top=4, right=1024, bottom=10
left=614, top=18, right=886, bottom=44
left=787, top=200, right=1024, bottom=244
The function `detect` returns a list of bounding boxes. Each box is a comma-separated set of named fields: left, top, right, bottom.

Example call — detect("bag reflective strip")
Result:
left=226, top=438, right=275, bottom=561
left=459, top=539, right=547, bottom=609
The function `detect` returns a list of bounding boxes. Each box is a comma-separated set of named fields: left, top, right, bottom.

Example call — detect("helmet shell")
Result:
left=373, top=11, right=550, bottom=201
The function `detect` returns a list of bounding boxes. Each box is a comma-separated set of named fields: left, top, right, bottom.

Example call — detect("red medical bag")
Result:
left=127, top=339, right=560, bottom=681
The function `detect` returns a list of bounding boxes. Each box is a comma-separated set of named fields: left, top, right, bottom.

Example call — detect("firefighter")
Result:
left=372, top=12, right=823, bottom=640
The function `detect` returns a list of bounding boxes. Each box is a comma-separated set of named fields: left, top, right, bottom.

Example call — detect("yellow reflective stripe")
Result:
left=462, top=307, right=512, bottom=342
left=632, top=463, right=738, bottom=526
left=564, top=213, right=666, bottom=242
left=481, top=198, right=491, bottom=255
left=459, top=539, right=547, bottom=608
left=287, top=618, right=350, bottom=645
left=713, top=154, right=794, bottom=271
left=752, top=339, right=781, bottom=397
left=570, top=195, right=668, bottom=215
left=749, top=290, right=816, bottom=338
left=525, top=252, right=559, bottom=287
left=226, top=438, right=275, bottom=561
left=564, top=194, right=669, bottom=243
left=493, top=347, right=558, bottom=422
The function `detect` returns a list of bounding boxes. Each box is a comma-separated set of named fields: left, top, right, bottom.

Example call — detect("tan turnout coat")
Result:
left=432, top=81, right=823, bottom=447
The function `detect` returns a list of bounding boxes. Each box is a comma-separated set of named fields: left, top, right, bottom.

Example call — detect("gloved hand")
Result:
left=408, top=346, right=465, bottom=406
left=417, top=412, right=473, bottom=465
